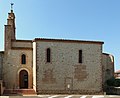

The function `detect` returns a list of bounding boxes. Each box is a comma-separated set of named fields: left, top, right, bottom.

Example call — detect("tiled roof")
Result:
left=115, top=70, right=120, bottom=74
left=33, top=38, right=104, bottom=44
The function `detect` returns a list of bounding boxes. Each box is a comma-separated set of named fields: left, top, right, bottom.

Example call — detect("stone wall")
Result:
left=0, top=52, right=4, bottom=80
left=12, top=40, right=32, bottom=49
left=102, top=53, right=114, bottom=91
left=33, top=42, right=37, bottom=91
left=3, top=49, right=33, bottom=89
left=34, top=40, right=103, bottom=94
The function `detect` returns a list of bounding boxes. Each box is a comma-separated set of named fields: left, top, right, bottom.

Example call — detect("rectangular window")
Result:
left=79, top=50, right=82, bottom=63
left=47, top=48, right=51, bottom=62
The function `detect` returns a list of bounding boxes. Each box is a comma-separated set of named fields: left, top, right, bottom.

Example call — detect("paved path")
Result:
left=0, top=95, right=120, bottom=98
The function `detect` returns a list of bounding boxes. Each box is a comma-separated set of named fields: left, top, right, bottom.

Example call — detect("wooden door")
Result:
left=19, top=70, right=28, bottom=89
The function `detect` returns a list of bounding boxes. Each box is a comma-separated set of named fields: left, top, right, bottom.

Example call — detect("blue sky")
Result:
left=0, top=0, right=120, bottom=71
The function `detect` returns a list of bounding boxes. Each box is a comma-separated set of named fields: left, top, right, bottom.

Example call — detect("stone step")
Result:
left=3, top=89, right=36, bottom=96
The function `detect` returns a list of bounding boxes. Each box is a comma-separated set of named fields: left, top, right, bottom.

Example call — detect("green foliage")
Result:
left=107, top=77, right=120, bottom=87
left=114, top=79, right=120, bottom=87
left=107, top=77, right=115, bottom=86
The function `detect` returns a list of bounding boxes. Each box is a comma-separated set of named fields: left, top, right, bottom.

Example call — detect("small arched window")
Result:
left=46, top=48, right=51, bottom=62
left=21, top=54, right=26, bottom=64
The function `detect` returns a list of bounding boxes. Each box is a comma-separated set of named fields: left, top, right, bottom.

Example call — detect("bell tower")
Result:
left=4, top=3, right=16, bottom=51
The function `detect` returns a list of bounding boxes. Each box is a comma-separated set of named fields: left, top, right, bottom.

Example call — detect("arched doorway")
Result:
left=19, top=70, right=28, bottom=89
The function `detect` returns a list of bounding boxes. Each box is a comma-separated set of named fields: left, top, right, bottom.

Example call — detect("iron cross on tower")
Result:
left=11, top=3, right=14, bottom=11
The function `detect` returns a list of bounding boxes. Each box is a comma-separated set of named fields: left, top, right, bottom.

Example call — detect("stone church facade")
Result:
left=0, top=9, right=114, bottom=94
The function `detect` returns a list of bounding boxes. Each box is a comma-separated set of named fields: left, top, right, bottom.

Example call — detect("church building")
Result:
left=0, top=8, right=114, bottom=95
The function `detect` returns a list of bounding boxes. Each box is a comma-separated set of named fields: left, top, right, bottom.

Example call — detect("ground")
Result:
left=1, top=95, right=120, bottom=98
